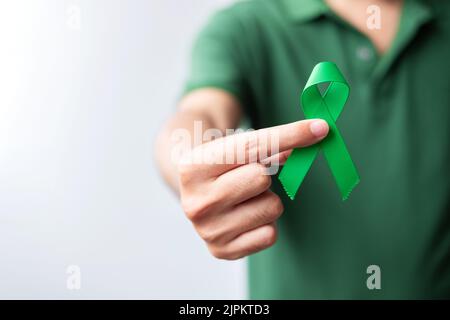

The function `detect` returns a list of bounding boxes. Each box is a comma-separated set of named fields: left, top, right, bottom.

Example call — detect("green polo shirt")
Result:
left=183, top=0, right=450, bottom=299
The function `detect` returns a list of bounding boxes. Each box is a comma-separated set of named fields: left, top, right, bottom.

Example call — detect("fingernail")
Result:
left=310, top=120, right=329, bottom=138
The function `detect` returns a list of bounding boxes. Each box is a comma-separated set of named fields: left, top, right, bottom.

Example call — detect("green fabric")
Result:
left=279, top=62, right=360, bottom=200
left=184, top=0, right=450, bottom=299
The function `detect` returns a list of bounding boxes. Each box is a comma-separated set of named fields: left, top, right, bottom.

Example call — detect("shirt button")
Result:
left=356, top=46, right=373, bottom=61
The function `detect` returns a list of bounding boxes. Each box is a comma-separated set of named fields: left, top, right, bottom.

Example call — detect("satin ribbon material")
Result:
left=279, top=62, right=360, bottom=200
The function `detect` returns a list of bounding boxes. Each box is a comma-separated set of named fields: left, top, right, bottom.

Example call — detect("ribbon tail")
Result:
left=308, top=97, right=360, bottom=201
left=278, top=145, right=319, bottom=200
left=322, top=123, right=360, bottom=200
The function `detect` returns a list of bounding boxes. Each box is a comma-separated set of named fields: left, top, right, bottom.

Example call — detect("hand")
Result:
left=178, top=119, right=329, bottom=260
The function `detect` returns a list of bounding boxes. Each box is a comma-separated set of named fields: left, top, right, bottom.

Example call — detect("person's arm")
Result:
left=155, top=89, right=329, bottom=260
left=155, top=88, right=241, bottom=193
left=155, top=5, right=330, bottom=260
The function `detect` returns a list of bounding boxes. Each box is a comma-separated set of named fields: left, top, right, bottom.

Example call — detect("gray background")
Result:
left=0, top=0, right=245, bottom=299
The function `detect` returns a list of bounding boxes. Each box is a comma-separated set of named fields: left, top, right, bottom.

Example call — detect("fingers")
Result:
left=194, top=191, right=283, bottom=255
left=225, top=191, right=283, bottom=242
left=213, top=163, right=272, bottom=207
left=252, top=118, right=329, bottom=154
left=184, top=119, right=328, bottom=177
left=260, top=149, right=292, bottom=167
left=180, top=162, right=272, bottom=221
left=208, top=223, right=278, bottom=260
left=214, top=191, right=284, bottom=244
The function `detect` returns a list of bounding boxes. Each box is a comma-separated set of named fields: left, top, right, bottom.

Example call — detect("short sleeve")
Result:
left=183, top=7, right=249, bottom=107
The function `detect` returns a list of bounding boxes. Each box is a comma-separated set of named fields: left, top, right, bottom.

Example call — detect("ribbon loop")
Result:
left=279, top=62, right=360, bottom=200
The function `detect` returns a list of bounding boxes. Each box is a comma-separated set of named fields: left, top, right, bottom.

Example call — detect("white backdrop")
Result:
left=0, top=0, right=245, bottom=299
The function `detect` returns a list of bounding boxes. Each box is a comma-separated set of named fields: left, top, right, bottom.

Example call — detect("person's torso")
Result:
left=233, top=0, right=450, bottom=299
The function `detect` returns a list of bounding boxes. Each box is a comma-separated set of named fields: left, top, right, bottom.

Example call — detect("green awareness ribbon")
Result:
left=279, top=62, right=360, bottom=201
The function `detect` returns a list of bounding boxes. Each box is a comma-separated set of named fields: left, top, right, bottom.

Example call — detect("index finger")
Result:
left=186, top=119, right=328, bottom=177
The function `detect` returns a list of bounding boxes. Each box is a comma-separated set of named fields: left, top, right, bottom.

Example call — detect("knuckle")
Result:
left=181, top=194, right=220, bottom=221
left=243, top=227, right=277, bottom=256
left=177, top=162, right=191, bottom=176
left=261, top=225, right=278, bottom=248
left=181, top=197, right=204, bottom=221
left=254, top=167, right=272, bottom=189
left=270, top=195, right=284, bottom=219
left=197, top=227, right=221, bottom=244
left=258, top=193, right=283, bottom=221
left=177, top=163, right=193, bottom=185
left=208, top=246, right=233, bottom=260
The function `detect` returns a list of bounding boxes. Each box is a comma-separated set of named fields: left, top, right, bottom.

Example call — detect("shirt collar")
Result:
left=281, top=0, right=329, bottom=23
left=281, top=0, right=434, bottom=24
